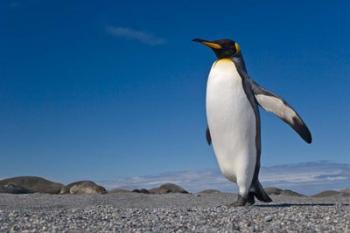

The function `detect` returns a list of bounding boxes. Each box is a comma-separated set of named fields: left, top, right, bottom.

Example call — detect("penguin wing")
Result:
left=206, top=127, right=212, bottom=145
left=250, top=80, right=312, bottom=144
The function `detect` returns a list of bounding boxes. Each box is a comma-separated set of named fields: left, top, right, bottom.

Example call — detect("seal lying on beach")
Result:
left=0, top=176, right=65, bottom=194
left=62, top=181, right=107, bottom=194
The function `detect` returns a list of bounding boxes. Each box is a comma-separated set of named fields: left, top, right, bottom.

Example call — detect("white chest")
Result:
left=206, top=59, right=257, bottom=181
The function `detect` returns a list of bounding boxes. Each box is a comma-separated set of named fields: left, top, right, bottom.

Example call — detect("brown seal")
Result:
left=62, top=181, right=107, bottom=194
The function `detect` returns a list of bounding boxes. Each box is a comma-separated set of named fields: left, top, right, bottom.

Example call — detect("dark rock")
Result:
left=63, top=181, right=107, bottom=194
left=340, top=188, right=350, bottom=194
left=0, top=184, right=34, bottom=194
left=132, top=189, right=150, bottom=194
left=312, top=190, right=341, bottom=198
left=264, top=187, right=304, bottom=197
left=281, top=189, right=305, bottom=197
left=264, top=187, right=283, bottom=195
left=0, top=176, right=65, bottom=194
left=109, top=188, right=132, bottom=193
left=198, top=189, right=222, bottom=194
left=149, top=183, right=189, bottom=194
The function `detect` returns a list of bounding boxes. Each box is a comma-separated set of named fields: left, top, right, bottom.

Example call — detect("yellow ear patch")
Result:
left=234, top=43, right=240, bottom=54
left=202, top=42, right=222, bottom=49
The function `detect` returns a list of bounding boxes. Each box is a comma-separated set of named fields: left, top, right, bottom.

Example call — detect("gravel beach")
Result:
left=0, top=193, right=349, bottom=232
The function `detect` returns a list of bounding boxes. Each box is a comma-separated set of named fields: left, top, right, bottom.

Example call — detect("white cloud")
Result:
left=99, top=161, right=350, bottom=195
left=106, top=26, right=166, bottom=46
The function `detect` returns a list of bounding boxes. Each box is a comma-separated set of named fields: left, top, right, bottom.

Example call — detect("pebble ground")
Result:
left=0, top=193, right=349, bottom=232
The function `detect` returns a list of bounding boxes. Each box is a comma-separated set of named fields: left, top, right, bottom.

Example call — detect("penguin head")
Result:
left=192, top=38, right=241, bottom=59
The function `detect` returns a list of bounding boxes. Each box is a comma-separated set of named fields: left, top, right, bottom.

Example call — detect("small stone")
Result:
left=264, top=215, right=273, bottom=222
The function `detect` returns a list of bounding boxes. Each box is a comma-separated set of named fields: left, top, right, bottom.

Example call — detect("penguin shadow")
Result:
left=254, top=203, right=349, bottom=208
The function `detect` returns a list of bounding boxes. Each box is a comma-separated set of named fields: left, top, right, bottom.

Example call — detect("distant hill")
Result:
left=100, top=161, right=350, bottom=195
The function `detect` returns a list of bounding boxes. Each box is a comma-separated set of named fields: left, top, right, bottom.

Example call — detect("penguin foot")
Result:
left=228, top=193, right=255, bottom=207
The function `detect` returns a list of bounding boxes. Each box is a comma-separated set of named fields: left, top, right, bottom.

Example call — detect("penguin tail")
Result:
left=253, top=180, right=272, bottom=203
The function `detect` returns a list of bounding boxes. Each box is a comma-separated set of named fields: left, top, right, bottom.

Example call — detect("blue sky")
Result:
left=1, top=0, right=350, bottom=183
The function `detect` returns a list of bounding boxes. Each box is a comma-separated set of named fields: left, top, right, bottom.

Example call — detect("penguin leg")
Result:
left=229, top=173, right=256, bottom=207
left=229, top=192, right=255, bottom=207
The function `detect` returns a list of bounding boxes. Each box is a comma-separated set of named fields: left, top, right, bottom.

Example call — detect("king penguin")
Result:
left=193, top=38, right=312, bottom=206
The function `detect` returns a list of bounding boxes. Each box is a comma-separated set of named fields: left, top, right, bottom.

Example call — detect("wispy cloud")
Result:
left=100, top=161, right=350, bottom=195
left=106, top=26, right=166, bottom=46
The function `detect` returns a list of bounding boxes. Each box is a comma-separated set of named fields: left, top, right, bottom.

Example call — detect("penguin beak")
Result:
left=192, top=38, right=222, bottom=49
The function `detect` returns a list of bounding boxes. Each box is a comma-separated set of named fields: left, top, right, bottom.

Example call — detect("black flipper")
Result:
left=249, top=79, right=312, bottom=144
left=206, top=127, right=212, bottom=145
